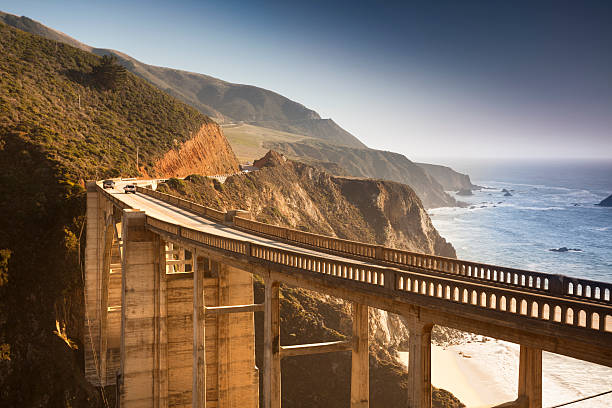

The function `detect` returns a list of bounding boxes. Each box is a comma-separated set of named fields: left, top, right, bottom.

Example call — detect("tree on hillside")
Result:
left=92, top=54, right=127, bottom=90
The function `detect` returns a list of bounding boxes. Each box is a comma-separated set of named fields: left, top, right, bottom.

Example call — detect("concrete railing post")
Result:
left=351, top=303, right=369, bottom=408
left=518, top=345, right=542, bottom=408
left=263, top=279, right=281, bottom=408
left=407, top=318, right=433, bottom=408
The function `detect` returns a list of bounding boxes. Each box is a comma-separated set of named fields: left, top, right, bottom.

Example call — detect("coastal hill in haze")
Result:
left=0, top=11, right=366, bottom=149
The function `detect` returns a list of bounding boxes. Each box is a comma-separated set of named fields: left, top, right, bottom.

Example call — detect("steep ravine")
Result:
left=158, top=151, right=464, bottom=408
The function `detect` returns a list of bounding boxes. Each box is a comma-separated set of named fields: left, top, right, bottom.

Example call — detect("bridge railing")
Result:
left=232, top=216, right=612, bottom=305
left=132, top=185, right=612, bottom=305
left=143, top=215, right=612, bottom=338
left=135, top=185, right=226, bottom=222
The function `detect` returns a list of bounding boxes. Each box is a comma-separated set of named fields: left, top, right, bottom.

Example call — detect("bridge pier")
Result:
left=351, top=303, right=369, bottom=408
left=518, top=345, right=542, bottom=408
left=263, top=279, right=281, bottom=408
left=193, top=251, right=205, bottom=408
left=120, top=209, right=160, bottom=407
left=407, top=318, right=433, bottom=408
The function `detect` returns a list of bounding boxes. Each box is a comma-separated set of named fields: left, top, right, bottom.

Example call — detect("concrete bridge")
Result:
left=84, top=180, right=612, bottom=408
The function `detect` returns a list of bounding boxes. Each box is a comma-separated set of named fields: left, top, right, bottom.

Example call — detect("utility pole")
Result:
left=136, top=146, right=139, bottom=175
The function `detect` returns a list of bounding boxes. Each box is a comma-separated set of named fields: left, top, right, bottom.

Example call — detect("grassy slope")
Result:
left=222, top=123, right=314, bottom=162
left=0, top=22, right=236, bottom=406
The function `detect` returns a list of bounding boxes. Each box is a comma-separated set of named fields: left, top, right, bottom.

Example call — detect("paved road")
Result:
left=102, top=180, right=388, bottom=268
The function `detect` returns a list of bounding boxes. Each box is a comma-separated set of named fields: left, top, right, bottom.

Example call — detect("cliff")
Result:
left=416, top=162, right=479, bottom=191
left=0, top=22, right=237, bottom=406
left=262, top=139, right=460, bottom=208
left=163, top=151, right=455, bottom=257
left=158, top=151, right=462, bottom=407
left=597, top=194, right=612, bottom=207
left=153, top=122, right=239, bottom=177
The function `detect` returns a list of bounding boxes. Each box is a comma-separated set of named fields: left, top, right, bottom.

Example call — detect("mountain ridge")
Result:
left=0, top=10, right=367, bottom=149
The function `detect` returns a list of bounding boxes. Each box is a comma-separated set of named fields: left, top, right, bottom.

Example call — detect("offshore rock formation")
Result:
left=416, top=162, right=479, bottom=191
left=153, top=122, right=240, bottom=177
left=597, top=193, right=612, bottom=207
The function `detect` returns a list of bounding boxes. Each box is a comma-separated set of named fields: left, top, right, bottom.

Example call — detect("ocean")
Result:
left=430, top=159, right=612, bottom=283
left=420, top=159, right=612, bottom=408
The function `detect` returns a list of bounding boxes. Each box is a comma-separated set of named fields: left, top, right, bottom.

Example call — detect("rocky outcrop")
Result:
left=456, top=188, right=473, bottom=196
left=597, top=194, right=612, bottom=207
left=160, top=151, right=455, bottom=257
left=153, top=122, right=240, bottom=177
left=253, top=149, right=287, bottom=168
left=158, top=152, right=463, bottom=407
left=417, top=162, right=479, bottom=191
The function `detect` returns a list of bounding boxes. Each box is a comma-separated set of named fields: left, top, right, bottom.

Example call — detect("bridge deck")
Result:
left=99, top=181, right=612, bottom=368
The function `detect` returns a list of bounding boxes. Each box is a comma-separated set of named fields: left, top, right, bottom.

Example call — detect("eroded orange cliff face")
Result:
left=153, top=122, right=240, bottom=177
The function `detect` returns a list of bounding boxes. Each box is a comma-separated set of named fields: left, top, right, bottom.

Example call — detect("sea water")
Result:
left=426, top=159, right=612, bottom=408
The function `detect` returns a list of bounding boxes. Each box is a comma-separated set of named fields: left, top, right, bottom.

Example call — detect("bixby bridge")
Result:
left=84, top=179, right=612, bottom=408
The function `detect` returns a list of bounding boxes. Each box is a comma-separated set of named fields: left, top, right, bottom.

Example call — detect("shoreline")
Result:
left=399, top=337, right=612, bottom=408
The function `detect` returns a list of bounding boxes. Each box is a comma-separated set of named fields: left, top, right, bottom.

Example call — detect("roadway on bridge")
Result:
left=104, top=180, right=390, bottom=269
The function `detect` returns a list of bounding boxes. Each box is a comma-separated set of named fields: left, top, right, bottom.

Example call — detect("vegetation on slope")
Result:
left=0, top=22, right=237, bottom=406
left=0, top=22, right=239, bottom=179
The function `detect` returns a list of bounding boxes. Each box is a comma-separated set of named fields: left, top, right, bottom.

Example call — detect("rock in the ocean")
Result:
left=597, top=194, right=612, bottom=207
left=549, top=247, right=582, bottom=252
left=501, top=188, right=510, bottom=193
left=504, top=192, right=512, bottom=197
left=456, top=188, right=473, bottom=196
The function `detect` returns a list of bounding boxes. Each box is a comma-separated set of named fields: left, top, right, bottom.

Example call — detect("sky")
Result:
left=1, top=0, right=611, bottom=161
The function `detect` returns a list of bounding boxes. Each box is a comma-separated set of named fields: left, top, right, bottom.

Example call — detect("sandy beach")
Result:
left=399, top=336, right=612, bottom=408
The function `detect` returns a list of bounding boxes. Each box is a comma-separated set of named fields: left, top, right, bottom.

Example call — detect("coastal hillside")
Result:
left=0, top=22, right=238, bottom=406
left=416, top=162, right=478, bottom=191
left=261, top=139, right=460, bottom=208
left=161, top=150, right=455, bottom=256
left=0, top=11, right=367, bottom=149
left=157, top=150, right=460, bottom=407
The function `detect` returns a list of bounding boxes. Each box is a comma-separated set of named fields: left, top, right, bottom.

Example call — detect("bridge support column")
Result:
left=193, top=251, right=206, bottom=408
left=518, top=345, right=542, bottom=408
left=120, top=209, right=160, bottom=407
left=351, top=303, right=369, bottom=408
left=407, top=319, right=433, bottom=408
left=154, top=240, right=168, bottom=408
left=263, top=279, right=281, bottom=408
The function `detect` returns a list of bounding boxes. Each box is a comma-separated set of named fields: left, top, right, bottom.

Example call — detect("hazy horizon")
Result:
left=1, top=0, right=611, bottom=160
